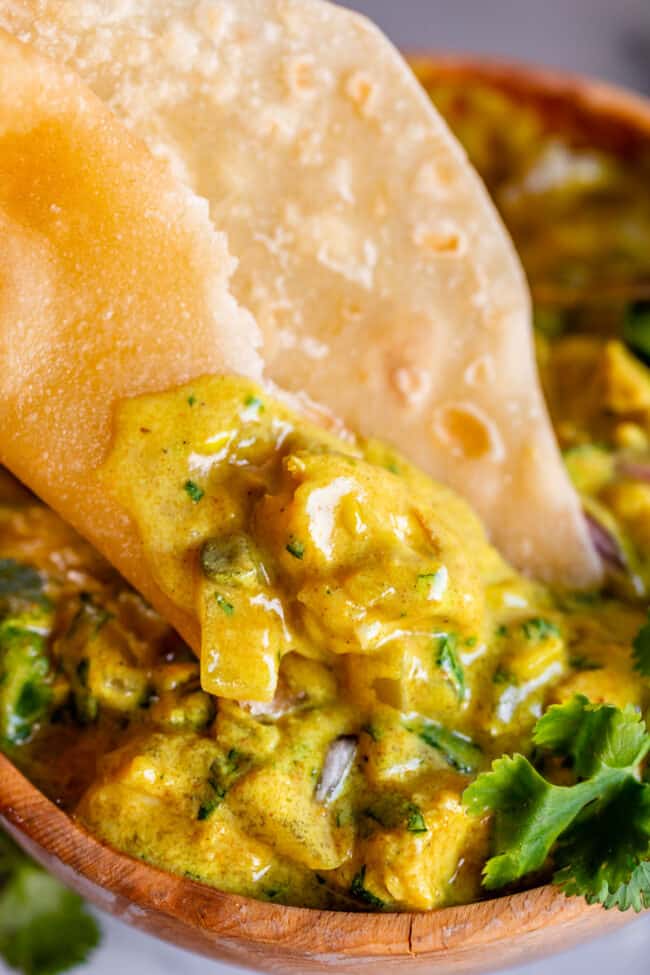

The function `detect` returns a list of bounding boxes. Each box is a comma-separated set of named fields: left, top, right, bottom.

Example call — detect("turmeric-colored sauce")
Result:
left=2, top=77, right=650, bottom=912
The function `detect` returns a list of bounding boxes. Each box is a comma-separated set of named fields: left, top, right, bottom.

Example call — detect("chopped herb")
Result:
left=198, top=751, right=249, bottom=820
left=262, top=885, right=290, bottom=901
left=521, top=617, right=560, bottom=641
left=416, top=721, right=482, bottom=774
left=436, top=633, right=465, bottom=700
left=0, top=608, right=55, bottom=746
left=417, top=568, right=448, bottom=601
left=197, top=793, right=225, bottom=821
left=214, top=594, right=234, bottom=616
left=633, top=612, right=650, bottom=676
left=350, top=866, right=385, bottom=909
left=492, top=666, right=516, bottom=686
left=364, top=795, right=427, bottom=834
left=286, top=538, right=305, bottom=560
left=198, top=762, right=227, bottom=820
left=244, top=394, right=265, bottom=412
left=362, top=723, right=382, bottom=742
left=623, top=302, right=650, bottom=364
left=184, top=480, right=204, bottom=503
left=187, top=394, right=197, bottom=406
left=464, top=696, right=650, bottom=910
left=569, top=656, right=603, bottom=672
left=465, top=636, right=478, bottom=648
left=563, top=590, right=602, bottom=608
left=496, top=624, right=508, bottom=638
left=386, top=461, right=400, bottom=475
left=406, top=806, right=428, bottom=834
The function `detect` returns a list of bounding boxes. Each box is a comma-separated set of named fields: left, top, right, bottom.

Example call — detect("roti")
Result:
left=0, top=28, right=262, bottom=649
left=0, top=0, right=601, bottom=585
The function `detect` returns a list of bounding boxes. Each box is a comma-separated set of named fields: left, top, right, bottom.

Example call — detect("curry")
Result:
left=2, top=75, right=650, bottom=913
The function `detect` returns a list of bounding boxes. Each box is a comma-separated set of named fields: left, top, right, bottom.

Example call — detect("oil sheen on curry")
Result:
left=2, top=77, right=650, bottom=913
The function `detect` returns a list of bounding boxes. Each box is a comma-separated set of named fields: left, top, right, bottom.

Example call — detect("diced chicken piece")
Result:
left=360, top=785, right=487, bottom=910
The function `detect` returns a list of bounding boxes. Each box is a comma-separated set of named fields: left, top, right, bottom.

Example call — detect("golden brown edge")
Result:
left=0, top=55, right=648, bottom=971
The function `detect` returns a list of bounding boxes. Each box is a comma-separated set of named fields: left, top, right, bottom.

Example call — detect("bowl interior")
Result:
left=2, top=56, right=649, bottom=975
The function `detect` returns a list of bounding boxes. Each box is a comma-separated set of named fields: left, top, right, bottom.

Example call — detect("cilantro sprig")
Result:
left=464, top=696, right=650, bottom=910
left=0, top=830, right=100, bottom=974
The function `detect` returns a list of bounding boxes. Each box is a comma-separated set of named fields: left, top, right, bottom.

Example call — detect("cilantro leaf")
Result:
left=463, top=697, right=650, bottom=905
left=534, top=695, right=650, bottom=776
left=0, top=832, right=100, bottom=975
left=464, top=753, right=595, bottom=888
left=554, top=778, right=650, bottom=909
left=633, top=612, right=650, bottom=676
left=436, top=633, right=465, bottom=700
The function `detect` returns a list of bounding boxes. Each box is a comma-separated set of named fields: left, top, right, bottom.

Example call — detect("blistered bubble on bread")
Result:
left=0, top=29, right=262, bottom=647
left=0, top=0, right=602, bottom=586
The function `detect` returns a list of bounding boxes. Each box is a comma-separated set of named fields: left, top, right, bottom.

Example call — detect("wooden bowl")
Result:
left=2, top=58, right=649, bottom=974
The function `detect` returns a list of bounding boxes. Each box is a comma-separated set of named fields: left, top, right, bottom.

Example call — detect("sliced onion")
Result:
left=617, top=459, right=650, bottom=483
left=239, top=684, right=305, bottom=720
left=315, top=736, right=357, bottom=805
left=584, top=511, right=627, bottom=572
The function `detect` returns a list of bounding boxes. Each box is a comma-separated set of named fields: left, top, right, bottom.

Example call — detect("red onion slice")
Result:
left=315, top=735, right=357, bottom=805
left=584, top=511, right=627, bottom=572
left=617, top=459, right=650, bottom=483
left=239, top=685, right=305, bottom=720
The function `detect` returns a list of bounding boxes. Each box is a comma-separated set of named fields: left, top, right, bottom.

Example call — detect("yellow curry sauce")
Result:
left=2, top=76, right=650, bottom=912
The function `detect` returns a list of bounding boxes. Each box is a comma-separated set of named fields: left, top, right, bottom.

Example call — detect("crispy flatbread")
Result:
left=0, top=0, right=601, bottom=585
left=0, top=29, right=262, bottom=648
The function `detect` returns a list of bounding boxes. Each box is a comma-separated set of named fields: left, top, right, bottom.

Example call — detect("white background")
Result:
left=3, top=1, right=650, bottom=973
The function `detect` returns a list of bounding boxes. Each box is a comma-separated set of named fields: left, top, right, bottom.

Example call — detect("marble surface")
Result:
left=3, top=2, right=650, bottom=974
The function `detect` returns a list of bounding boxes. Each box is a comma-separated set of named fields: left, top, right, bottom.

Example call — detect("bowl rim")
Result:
left=407, top=52, right=650, bottom=146
left=0, top=753, right=605, bottom=959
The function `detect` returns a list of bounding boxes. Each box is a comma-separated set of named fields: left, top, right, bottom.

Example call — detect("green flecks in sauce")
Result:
left=184, top=480, right=204, bottom=503
left=286, top=538, right=305, bottom=560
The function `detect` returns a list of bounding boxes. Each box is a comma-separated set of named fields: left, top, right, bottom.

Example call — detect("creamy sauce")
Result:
left=1, top=375, right=646, bottom=912
left=2, top=77, right=650, bottom=913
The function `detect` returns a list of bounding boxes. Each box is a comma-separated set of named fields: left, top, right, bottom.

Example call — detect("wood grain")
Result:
left=1, top=57, right=649, bottom=974
left=0, top=753, right=631, bottom=973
